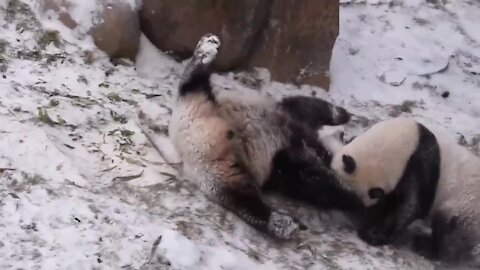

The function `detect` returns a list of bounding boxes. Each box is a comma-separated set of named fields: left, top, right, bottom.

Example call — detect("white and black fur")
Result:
left=169, top=34, right=360, bottom=240
left=325, top=117, right=480, bottom=267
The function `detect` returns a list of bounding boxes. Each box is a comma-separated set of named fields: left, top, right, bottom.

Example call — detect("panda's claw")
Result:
left=267, top=212, right=301, bottom=240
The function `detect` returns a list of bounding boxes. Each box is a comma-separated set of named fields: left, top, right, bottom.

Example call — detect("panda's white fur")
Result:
left=431, top=128, right=480, bottom=218
left=325, top=117, right=480, bottom=266
left=168, top=34, right=356, bottom=240
left=429, top=128, right=480, bottom=266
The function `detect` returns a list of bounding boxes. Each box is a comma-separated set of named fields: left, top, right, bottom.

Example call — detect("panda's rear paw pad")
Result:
left=193, top=34, right=221, bottom=65
left=268, top=212, right=300, bottom=240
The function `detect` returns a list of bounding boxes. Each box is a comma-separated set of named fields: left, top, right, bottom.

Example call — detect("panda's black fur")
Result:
left=324, top=117, right=480, bottom=267
left=168, top=34, right=360, bottom=239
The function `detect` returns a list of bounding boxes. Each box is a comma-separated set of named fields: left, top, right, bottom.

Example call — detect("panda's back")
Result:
left=432, top=129, right=480, bottom=223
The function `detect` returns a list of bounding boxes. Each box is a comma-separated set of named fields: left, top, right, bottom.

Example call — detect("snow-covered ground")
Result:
left=0, top=0, right=479, bottom=269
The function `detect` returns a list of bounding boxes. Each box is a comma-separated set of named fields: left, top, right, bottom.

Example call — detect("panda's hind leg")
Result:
left=209, top=179, right=302, bottom=240
left=178, top=33, right=220, bottom=98
left=188, top=118, right=301, bottom=240
left=198, top=157, right=302, bottom=240
left=280, top=96, right=351, bottom=130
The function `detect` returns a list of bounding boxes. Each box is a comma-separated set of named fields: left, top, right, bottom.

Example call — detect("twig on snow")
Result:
left=147, top=235, right=163, bottom=269
left=0, top=168, right=16, bottom=174
left=112, top=170, right=144, bottom=183
left=101, top=165, right=117, bottom=172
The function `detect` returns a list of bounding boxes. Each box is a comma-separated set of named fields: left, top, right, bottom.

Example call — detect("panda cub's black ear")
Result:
left=342, top=154, right=356, bottom=174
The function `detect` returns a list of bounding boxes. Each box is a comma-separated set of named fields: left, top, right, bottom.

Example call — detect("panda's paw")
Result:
left=267, top=212, right=302, bottom=240
left=193, top=34, right=221, bottom=65
left=358, top=226, right=390, bottom=246
left=331, top=105, right=352, bottom=125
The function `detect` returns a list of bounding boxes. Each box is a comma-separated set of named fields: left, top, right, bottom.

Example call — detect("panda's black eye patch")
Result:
left=342, top=154, right=356, bottom=174
left=226, top=130, right=235, bottom=140
left=368, top=187, right=385, bottom=200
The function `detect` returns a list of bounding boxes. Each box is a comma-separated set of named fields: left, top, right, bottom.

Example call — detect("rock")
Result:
left=249, top=0, right=339, bottom=89
left=139, top=0, right=338, bottom=89
left=139, top=0, right=270, bottom=70
left=89, top=2, right=140, bottom=60
left=38, top=0, right=141, bottom=60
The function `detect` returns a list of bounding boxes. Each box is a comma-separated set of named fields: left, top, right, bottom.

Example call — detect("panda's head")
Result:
left=318, top=125, right=386, bottom=207
left=330, top=153, right=386, bottom=207
left=328, top=118, right=423, bottom=207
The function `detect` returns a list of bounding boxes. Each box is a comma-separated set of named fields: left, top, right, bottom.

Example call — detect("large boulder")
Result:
left=139, top=0, right=339, bottom=89
left=139, top=0, right=270, bottom=70
left=39, top=0, right=140, bottom=60
left=89, top=2, right=140, bottom=60
left=249, top=0, right=339, bottom=89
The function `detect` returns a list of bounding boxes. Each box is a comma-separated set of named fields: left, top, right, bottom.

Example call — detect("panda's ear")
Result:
left=368, top=188, right=385, bottom=200
left=342, top=154, right=356, bottom=174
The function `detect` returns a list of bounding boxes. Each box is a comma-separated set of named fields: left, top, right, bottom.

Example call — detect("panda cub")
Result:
left=325, top=117, right=480, bottom=267
left=169, top=34, right=359, bottom=240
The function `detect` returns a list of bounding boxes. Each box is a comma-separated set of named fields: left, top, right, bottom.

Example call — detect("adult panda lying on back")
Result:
left=169, top=34, right=360, bottom=240
left=325, top=117, right=480, bottom=267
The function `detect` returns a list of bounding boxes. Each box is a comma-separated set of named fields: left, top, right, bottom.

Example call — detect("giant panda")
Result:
left=168, top=34, right=361, bottom=240
left=324, top=117, right=480, bottom=267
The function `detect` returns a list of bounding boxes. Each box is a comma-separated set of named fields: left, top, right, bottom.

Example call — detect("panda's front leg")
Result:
left=264, top=143, right=363, bottom=212
left=358, top=176, right=420, bottom=246
left=357, top=198, right=394, bottom=246
left=359, top=212, right=418, bottom=246
left=280, top=96, right=351, bottom=130
left=203, top=175, right=302, bottom=240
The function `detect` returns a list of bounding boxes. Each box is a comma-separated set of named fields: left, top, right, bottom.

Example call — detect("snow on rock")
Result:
left=0, top=0, right=479, bottom=269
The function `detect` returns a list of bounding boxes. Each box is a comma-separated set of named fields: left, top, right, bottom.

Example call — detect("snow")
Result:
left=332, top=0, right=480, bottom=145
left=0, top=0, right=479, bottom=269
